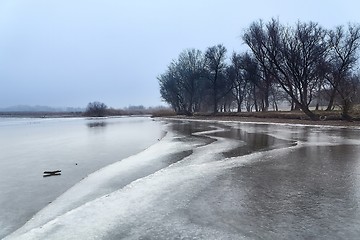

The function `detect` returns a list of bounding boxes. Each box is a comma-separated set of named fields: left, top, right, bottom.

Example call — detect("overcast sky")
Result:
left=1, top=0, right=360, bottom=109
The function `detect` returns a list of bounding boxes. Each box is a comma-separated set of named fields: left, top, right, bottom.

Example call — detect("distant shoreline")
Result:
left=0, top=111, right=84, bottom=118
left=0, top=112, right=152, bottom=119
left=4, top=110, right=360, bottom=128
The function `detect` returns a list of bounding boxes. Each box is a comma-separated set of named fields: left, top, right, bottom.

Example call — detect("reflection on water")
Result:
left=168, top=121, right=215, bottom=135
left=87, top=121, right=107, bottom=128
left=190, top=144, right=360, bottom=239
left=210, top=126, right=296, bottom=157
left=160, top=120, right=360, bottom=239
left=167, top=121, right=217, bottom=145
left=167, top=120, right=297, bottom=158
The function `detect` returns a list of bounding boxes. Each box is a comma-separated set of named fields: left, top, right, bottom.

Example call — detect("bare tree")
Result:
left=242, top=21, right=276, bottom=112
left=239, top=53, right=264, bottom=112
left=324, top=24, right=360, bottom=117
left=219, top=68, right=236, bottom=112
left=337, top=73, right=360, bottom=119
left=177, top=49, right=207, bottom=113
left=158, top=49, right=207, bottom=114
left=204, top=44, right=228, bottom=113
left=243, top=19, right=328, bottom=120
left=158, top=63, right=182, bottom=112
left=227, top=52, right=245, bottom=112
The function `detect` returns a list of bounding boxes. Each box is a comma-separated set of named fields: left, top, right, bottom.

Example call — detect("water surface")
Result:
left=0, top=116, right=164, bottom=238
left=3, top=119, right=360, bottom=239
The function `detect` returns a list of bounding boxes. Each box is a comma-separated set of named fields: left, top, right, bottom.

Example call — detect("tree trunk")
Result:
left=326, top=89, right=336, bottom=111
left=263, top=84, right=270, bottom=112
left=254, top=101, right=258, bottom=112
left=315, top=103, right=319, bottom=111
left=301, top=105, right=319, bottom=120
left=237, top=99, right=242, bottom=112
left=291, top=100, right=301, bottom=111
left=213, top=98, right=218, bottom=113
left=246, top=103, right=251, bottom=112
left=341, top=100, right=353, bottom=121
left=273, top=100, right=278, bottom=111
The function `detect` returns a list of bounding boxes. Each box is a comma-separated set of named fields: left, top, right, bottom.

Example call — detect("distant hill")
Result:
left=0, top=105, right=84, bottom=112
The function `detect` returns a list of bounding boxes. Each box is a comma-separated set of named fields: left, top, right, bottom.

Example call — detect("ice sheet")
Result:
left=7, top=145, right=298, bottom=240
left=6, top=120, right=360, bottom=239
left=5, top=122, right=297, bottom=239
left=6, top=131, right=194, bottom=236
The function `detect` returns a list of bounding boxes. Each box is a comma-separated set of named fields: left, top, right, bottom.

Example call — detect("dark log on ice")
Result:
left=43, top=170, right=62, bottom=177
left=43, top=170, right=61, bottom=174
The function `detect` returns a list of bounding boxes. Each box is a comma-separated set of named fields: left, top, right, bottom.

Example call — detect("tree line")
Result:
left=158, top=19, right=360, bottom=120
left=84, top=101, right=173, bottom=117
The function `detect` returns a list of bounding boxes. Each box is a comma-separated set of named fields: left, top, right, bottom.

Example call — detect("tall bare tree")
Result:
left=204, top=44, right=228, bottom=113
left=243, top=19, right=328, bottom=120
left=239, top=53, right=263, bottom=112
left=324, top=24, right=360, bottom=117
left=158, top=49, right=207, bottom=114
left=242, top=21, right=276, bottom=112
left=158, top=62, right=183, bottom=112
left=177, top=49, right=207, bottom=112
left=227, top=52, right=245, bottom=112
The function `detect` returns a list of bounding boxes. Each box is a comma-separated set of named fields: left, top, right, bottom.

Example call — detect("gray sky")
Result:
left=1, top=0, right=360, bottom=109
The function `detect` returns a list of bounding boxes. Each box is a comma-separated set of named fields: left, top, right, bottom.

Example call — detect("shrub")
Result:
left=84, top=101, right=108, bottom=117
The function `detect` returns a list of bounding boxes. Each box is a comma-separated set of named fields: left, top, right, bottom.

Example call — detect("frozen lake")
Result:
left=0, top=117, right=164, bottom=238
left=2, top=118, right=360, bottom=239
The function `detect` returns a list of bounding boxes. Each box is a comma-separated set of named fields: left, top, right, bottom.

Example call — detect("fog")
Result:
left=1, top=0, right=359, bottom=108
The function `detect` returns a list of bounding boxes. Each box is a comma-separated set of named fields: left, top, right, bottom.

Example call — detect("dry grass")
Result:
left=151, top=109, right=176, bottom=117
left=163, top=110, right=360, bottom=127
left=194, top=110, right=343, bottom=120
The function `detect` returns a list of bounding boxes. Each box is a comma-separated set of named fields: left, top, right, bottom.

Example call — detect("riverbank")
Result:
left=164, top=112, right=360, bottom=128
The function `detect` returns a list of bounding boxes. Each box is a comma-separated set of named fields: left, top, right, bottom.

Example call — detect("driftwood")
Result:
left=43, top=170, right=61, bottom=177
